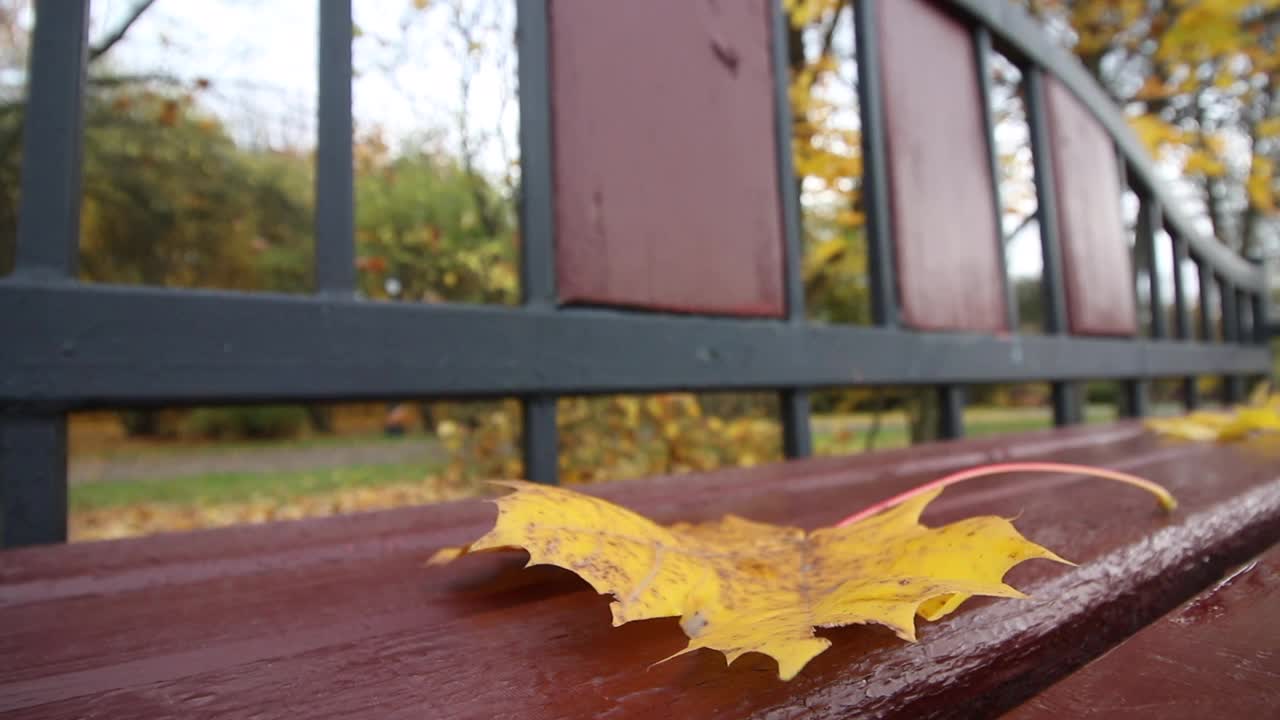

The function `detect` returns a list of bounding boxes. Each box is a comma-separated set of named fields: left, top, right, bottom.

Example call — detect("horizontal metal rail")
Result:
left=0, top=282, right=1269, bottom=409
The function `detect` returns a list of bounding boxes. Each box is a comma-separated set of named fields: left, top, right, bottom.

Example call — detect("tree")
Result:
left=352, top=129, right=517, bottom=306
left=1020, top=0, right=1279, bottom=264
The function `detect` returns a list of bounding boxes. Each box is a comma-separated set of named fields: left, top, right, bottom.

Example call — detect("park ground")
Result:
left=66, top=402, right=1173, bottom=542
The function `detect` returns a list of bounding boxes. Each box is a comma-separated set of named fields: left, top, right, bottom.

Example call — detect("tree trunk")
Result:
left=305, top=405, right=333, bottom=434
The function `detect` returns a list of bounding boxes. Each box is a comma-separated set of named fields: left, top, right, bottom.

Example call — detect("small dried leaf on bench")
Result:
left=430, top=481, right=1069, bottom=680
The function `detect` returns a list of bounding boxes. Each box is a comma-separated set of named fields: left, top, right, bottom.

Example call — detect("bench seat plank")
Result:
left=2, top=425, right=1278, bottom=719
left=1005, top=543, right=1280, bottom=719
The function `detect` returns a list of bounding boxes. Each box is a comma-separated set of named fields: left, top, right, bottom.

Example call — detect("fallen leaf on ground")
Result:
left=71, top=476, right=476, bottom=542
left=430, top=480, right=1072, bottom=680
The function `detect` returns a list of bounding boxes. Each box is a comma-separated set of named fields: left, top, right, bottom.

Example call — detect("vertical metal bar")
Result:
left=516, top=0, right=558, bottom=484
left=1252, top=292, right=1269, bottom=346
left=1049, top=383, right=1082, bottom=426
left=781, top=392, right=812, bottom=458
left=1170, top=235, right=1196, bottom=409
left=1120, top=380, right=1149, bottom=419
left=1219, top=275, right=1242, bottom=404
left=1024, top=67, right=1079, bottom=425
left=853, top=0, right=897, bottom=328
left=314, top=0, right=356, bottom=296
left=1171, top=236, right=1191, bottom=340
left=1184, top=377, right=1200, bottom=410
left=1235, top=287, right=1250, bottom=345
left=2, top=1, right=88, bottom=546
left=12, top=1, right=88, bottom=279
left=1251, top=255, right=1270, bottom=346
left=938, top=386, right=965, bottom=440
left=1136, top=190, right=1166, bottom=338
left=1025, top=69, right=1067, bottom=336
left=521, top=396, right=558, bottom=484
left=974, top=27, right=1017, bottom=333
left=771, top=0, right=811, bottom=458
left=1197, top=259, right=1213, bottom=341
left=517, top=0, right=556, bottom=306
left=1220, top=276, right=1237, bottom=343
left=1, top=415, right=69, bottom=547
left=1223, top=376, right=1244, bottom=405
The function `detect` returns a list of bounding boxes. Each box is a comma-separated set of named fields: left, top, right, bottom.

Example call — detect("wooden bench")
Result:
left=1, top=0, right=1275, bottom=717
left=3, top=425, right=1278, bottom=718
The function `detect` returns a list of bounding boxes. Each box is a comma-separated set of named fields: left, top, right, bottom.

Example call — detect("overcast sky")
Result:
left=83, top=0, right=517, bottom=175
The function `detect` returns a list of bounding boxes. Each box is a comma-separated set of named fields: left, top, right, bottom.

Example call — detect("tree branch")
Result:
left=1003, top=211, right=1036, bottom=246
left=88, top=0, right=158, bottom=64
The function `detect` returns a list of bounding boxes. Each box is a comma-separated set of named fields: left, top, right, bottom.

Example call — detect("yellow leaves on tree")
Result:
left=431, top=481, right=1070, bottom=681
left=1183, top=149, right=1228, bottom=177
left=1156, top=0, right=1274, bottom=64
left=1128, top=115, right=1186, bottom=161
left=1247, top=156, right=1276, bottom=212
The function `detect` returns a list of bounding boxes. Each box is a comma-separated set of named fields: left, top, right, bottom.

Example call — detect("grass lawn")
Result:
left=70, top=403, right=1171, bottom=512
left=814, top=404, right=1119, bottom=455
left=70, top=461, right=439, bottom=512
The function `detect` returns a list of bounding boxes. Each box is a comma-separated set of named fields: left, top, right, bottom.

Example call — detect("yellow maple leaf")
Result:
left=431, top=480, right=1071, bottom=680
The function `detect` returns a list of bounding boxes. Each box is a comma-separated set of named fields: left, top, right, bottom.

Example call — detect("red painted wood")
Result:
left=1045, top=77, right=1139, bottom=336
left=878, top=0, right=1008, bottom=333
left=2, top=426, right=1278, bottom=719
left=550, top=0, right=786, bottom=317
left=1007, top=544, right=1280, bottom=719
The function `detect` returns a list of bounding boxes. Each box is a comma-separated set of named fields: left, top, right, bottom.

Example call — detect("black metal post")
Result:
left=1171, top=235, right=1197, bottom=408
left=938, top=386, right=965, bottom=440
left=1252, top=290, right=1270, bottom=347
left=314, top=0, right=355, bottom=296
left=516, top=0, right=559, bottom=483
left=1198, top=259, right=1214, bottom=341
left=974, top=27, right=1018, bottom=334
left=1, top=1, right=89, bottom=547
left=772, top=0, right=812, bottom=458
left=0, top=417, right=68, bottom=547
left=1137, top=190, right=1166, bottom=338
left=1120, top=379, right=1149, bottom=419
left=1235, top=287, right=1251, bottom=345
left=1219, top=276, right=1243, bottom=403
left=1172, top=236, right=1190, bottom=339
left=1126, top=188, right=1163, bottom=416
left=1025, top=67, right=1080, bottom=426
left=853, top=0, right=897, bottom=329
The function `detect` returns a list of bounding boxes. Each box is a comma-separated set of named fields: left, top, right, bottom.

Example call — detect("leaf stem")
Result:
left=836, top=461, right=1177, bottom=527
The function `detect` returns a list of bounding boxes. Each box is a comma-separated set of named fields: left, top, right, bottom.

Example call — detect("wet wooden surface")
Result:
left=2, top=424, right=1278, bottom=719
left=550, top=0, right=786, bottom=317
left=1005, top=543, right=1280, bottom=719
left=1045, top=76, right=1139, bottom=337
left=879, top=0, right=1008, bottom=333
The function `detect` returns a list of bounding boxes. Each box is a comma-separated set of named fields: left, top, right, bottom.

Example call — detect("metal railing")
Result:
left=0, top=0, right=1270, bottom=547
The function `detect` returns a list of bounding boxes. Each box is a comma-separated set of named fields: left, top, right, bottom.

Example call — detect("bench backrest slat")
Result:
left=879, top=0, right=1009, bottom=333
left=1044, top=75, right=1140, bottom=336
left=550, top=0, right=787, bottom=317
